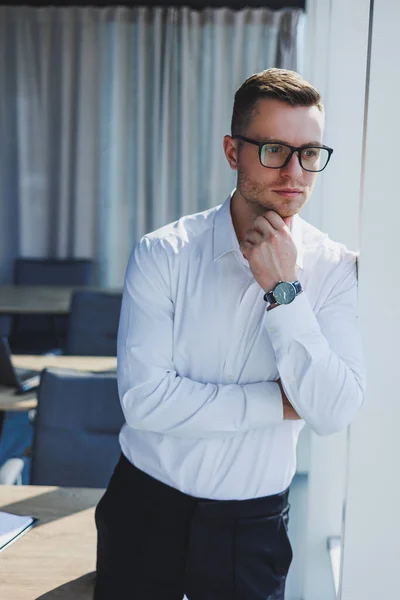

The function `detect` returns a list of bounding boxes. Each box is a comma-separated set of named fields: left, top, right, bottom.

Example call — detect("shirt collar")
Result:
left=213, top=191, right=304, bottom=270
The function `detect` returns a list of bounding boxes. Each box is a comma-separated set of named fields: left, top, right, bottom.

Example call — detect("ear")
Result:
left=223, top=135, right=238, bottom=171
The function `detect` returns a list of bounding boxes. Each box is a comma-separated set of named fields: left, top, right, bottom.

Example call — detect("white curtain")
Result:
left=0, top=6, right=303, bottom=287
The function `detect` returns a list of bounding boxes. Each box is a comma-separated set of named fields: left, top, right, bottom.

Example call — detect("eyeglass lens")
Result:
left=260, top=144, right=330, bottom=172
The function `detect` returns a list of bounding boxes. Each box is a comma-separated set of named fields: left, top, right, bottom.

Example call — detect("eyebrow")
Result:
left=258, top=137, right=323, bottom=146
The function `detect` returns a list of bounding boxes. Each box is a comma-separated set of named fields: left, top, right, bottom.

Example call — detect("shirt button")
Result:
left=239, top=328, right=244, bottom=334
left=228, top=375, right=233, bottom=382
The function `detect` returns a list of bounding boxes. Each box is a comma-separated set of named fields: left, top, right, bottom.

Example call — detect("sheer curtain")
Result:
left=0, top=6, right=303, bottom=287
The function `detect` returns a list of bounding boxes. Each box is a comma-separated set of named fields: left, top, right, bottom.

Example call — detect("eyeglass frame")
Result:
left=233, top=135, right=334, bottom=173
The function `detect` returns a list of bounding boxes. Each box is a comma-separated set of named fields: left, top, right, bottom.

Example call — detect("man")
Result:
left=94, top=68, right=365, bottom=600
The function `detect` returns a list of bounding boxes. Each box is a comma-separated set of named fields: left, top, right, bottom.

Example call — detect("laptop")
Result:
left=0, top=336, right=41, bottom=394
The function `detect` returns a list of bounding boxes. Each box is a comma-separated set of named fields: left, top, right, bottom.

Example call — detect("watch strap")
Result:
left=292, top=280, right=302, bottom=295
left=263, top=290, right=276, bottom=304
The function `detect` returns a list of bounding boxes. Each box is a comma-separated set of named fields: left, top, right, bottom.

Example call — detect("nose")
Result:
left=280, top=151, right=303, bottom=178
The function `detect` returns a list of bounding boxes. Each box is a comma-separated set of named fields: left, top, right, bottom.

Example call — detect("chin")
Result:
left=252, top=198, right=304, bottom=219
left=272, top=195, right=308, bottom=218
left=277, top=206, right=302, bottom=218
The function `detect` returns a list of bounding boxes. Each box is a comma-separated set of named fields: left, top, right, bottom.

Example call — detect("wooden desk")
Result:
left=0, top=355, right=117, bottom=412
left=0, top=485, right=103, bottom=599
left=0, top=285, right=122, bottom=315
left=0, top=286, right=77, bottom=315
left=0, top=389, right=37, bottom=412
left=12, top=355, right=117, bottom=373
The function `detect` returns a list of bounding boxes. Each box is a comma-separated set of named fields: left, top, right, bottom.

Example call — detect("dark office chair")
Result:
left=11, top=258, right=93, bottom=354
left=14, top=258, right=93, bottom=286
left=0, top=316, right=12, bottom=338
left=65, top=290, right=122, bottom=356
left=30, top=369, right=125, bottom=488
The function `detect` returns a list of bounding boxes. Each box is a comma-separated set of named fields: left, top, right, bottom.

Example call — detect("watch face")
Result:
left=274, top=282, right=296, bottom=305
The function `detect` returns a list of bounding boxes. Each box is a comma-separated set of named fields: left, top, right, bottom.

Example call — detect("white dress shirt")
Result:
left=118, top=193, right=365, bottom=500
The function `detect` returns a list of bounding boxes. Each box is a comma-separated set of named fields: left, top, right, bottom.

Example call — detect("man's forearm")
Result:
left=119, top=366, right=287, bottom=437
left=276, top=378, right=301, bottom=420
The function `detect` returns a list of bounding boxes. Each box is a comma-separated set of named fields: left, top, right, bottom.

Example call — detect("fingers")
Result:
left=252, top=211, right=285, bottom=236
left=263, top=211, right=286, bottom=230
left=239, top=240, right=252, bottom=259
left=244, top=229, right=264, bottom=246
left=253, top=217, right=274, bottom=237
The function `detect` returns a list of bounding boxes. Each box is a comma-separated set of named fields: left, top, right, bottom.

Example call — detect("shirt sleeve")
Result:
left=117, top=237, right=284, bottom=438
left=264, top=253, right=365, bottom=436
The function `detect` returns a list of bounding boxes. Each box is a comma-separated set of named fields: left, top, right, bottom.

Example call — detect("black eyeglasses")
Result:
left=233, top=135, right=334, bottom=173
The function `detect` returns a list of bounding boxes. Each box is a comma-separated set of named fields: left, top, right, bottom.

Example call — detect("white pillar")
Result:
left=340, top=0, right=400, bottom=597
left=301, top=1, right=370, bottom=598
left=302, top=0, right=370, bottom=249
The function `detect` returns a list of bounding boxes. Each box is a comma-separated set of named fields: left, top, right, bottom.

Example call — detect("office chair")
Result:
left=65, top=290, right=122, bottom=356
left=11, top=258, right=93, bottom=353
left=30, top=368, right=124, bottom=488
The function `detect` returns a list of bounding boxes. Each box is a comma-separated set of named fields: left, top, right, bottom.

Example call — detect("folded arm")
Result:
left=117, top=238, right=284, bottom=438
left=265, top=255, right=365, bottom=436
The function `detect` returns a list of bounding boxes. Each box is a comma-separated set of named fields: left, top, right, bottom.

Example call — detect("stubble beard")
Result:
left=237, top=173, right=309, bottom=219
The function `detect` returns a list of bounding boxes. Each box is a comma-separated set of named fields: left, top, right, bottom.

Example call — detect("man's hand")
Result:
left=277, top=378, right=301, bottom=421
left=240, top=211, right=297, bottom=292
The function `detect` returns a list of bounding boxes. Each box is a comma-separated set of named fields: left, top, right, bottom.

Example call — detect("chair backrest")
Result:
left=65, top=290, right=122, bottom=356
left=14, top=258, right=93, bottom=286
left=11, top=259, right=94, bottom=352
left=31, top=369, right=125, bottom=488
left=0, top=316, right=12, bottom=338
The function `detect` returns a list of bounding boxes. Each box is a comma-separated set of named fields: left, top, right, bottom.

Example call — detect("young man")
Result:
left=94, top=68, right=365, bottom=600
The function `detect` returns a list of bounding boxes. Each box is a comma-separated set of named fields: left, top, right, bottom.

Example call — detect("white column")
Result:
left=302, top=0, right=370, bottom=249
left=301, top=1, right=371, bottom=598
left=340, top=0, right=400, bottom=597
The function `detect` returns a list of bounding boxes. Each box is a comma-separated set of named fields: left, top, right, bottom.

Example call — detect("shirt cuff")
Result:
left=263, top=292, right=321, bottom=346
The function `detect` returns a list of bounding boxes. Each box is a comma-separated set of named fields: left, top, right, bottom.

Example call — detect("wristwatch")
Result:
left=263, top=280, right=303, bottom=306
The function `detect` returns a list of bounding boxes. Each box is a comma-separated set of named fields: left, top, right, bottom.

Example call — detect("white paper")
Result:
left=0, top=511, right=35, bottom=552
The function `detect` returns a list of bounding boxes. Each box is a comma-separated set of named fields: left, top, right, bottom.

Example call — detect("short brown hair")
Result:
left=231, top=68, right=323, bottom=136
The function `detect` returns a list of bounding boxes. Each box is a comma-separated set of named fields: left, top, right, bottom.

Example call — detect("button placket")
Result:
left=222, top=283, right=265, bottom=384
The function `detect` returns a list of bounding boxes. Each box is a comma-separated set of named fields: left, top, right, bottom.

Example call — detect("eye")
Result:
left=302, top=148, right=320, bottom=159
left=266, top=145, right=283, bottom=154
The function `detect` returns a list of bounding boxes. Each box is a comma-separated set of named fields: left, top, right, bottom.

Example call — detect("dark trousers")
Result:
left=94, top=453, right=293, bottom=600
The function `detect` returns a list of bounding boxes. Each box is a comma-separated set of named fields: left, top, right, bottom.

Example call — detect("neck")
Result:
left=230, top=189, right=255, bottom=245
